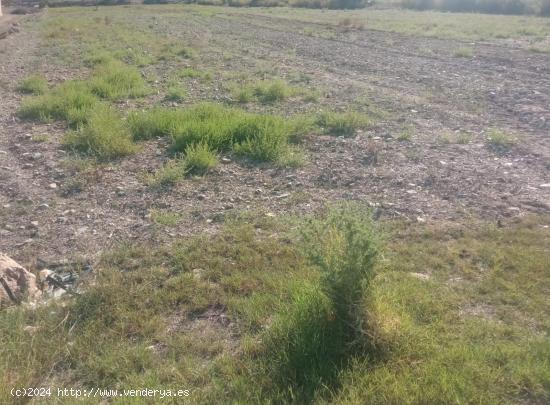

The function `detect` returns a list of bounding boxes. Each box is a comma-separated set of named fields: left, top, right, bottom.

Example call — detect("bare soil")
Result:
left=0, top=8, right=549, bottom=267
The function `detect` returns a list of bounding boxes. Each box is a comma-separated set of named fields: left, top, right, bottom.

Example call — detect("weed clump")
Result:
left=232, top=80, right=300, bottom=104
left=183, top=142, right=218, bottom=175
left=177, top=68, right=212, bottom=81
left=165, top=85, right=187, bottom=102
left=128, top=108, right=186, bottom=140
left=130, top=103, right=305, bottom=166
left=263, top=205, right=379, bottom=401
left=486, top=129, right=517, bottom=150
left=316, top=111, right=372, bottom=137
left=145, top=158, right=187, bottom=187
left=89, top=61, right=149, bottom=100
left=63, top=105, right=137, bottom=159
left=16, top=74, right=48, bottom=95
left=18, top=81, right=99, bottom=127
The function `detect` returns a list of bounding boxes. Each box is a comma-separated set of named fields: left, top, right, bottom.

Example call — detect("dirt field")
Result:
left=0, top=6, right=549, bottom=263
left=1, top=6, right=549, bottom=403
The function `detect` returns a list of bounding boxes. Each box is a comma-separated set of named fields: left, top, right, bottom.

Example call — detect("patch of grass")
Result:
left=150, top=209, right=182, bottom=226
left=145, top=158, right=187, bottom=187
left=486, top=128, right=517, bottom=149
left=18, top=81, right=99, bottom=126
left=165, top=85, right=187, bottom=102
left=159, top=43, right=197, bottom=61
left=84, top=49, right=117, bottom=67
left=453, top=46, right=474, bottom=58
left=131, top=103, right=306, bottom=165
left=397, top=126, right=414, bottom=141
left=63, top=105, right=137, bottom=160
left=332, top=215, right=550, bottom=404
left=316, top=111, right=372, bottom=137
left=16, top=74, right=48, bottom=95
left=232, top=80, right=302, bottom=104
left=182, top=142, right=219, bottom=175
left=262, top=205, right=379, bottom=402
left=253, top=80, right=294, bottom=103
left=231, top=115, right=294, bottom=162
left=31, top=134, right=49, bottom=143
left=232, top=86, right=254, bottom=103
left=89, top=61, right=149, bottom=100
left=0, top=203, right=549, bottom=403
left=127, top=108, right=185, bottom=141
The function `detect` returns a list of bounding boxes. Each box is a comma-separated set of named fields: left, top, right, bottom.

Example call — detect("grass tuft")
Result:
left=232, top=80, right=301, bottom=104
left=182, top=142, right=219, bottom=175
left=130, top=103, right=305, bottom=166
left=16, top=74, right=48, bottom=95
left=165, top=85, right=187, bottom=102
left=486, top=128, right=517, bottom=150
left=145, top=158, right=187, bottom=187
left=63, top=105, right=137, bottom=159
left=89, top=61, right=149, bottom=100
left=18, top=81, right=99, bottom=127
left=316, top=111, right=372, bottom=137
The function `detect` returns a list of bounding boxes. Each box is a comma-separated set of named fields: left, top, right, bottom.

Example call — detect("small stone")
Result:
left=540, top=183, right=550, bottom=188
left=37, top=203, right=50, bottom=210
left=221, top=157, right=232, bottom=164
left=48, top=183, right=58, bottom=189
left=406, top=189, right=417, bottom=194
left=30, top=221, right=39, bottom=228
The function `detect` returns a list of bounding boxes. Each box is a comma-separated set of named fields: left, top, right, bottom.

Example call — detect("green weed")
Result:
left=145, top=158, right=187, bottom=187
left=183, top=142, right=219, bottom=175
left=16, top=74, right=48, bottom=95
left=18, top=81, right=99, bottom=126
left=89, top=61, right=149, bottom=100
left=486, top=128, right=517, bottom=149
left=63, top=105, right=137, bottom=159
left=131, top=103, right=304, bottom=165
left=165, top=85, right=187, bottom=102
left=150, top=209, right=182, bottom=226
left=316, top=111, right=372, bottom=137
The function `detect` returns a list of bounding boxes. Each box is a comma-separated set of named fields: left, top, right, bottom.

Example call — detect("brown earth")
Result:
left=0, top=8, right=549, bottom=268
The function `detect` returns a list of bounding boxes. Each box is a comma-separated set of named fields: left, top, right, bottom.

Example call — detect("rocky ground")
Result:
left=0, top=6, right=549, bottom=268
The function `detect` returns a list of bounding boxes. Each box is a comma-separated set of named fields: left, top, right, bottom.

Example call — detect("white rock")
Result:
left=0, top=254, right=41, bottom=306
